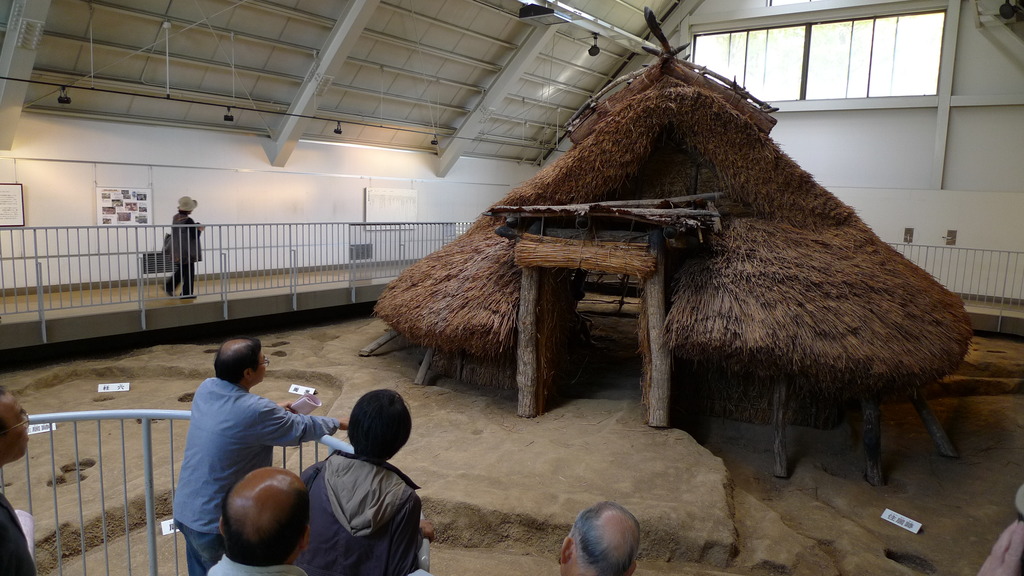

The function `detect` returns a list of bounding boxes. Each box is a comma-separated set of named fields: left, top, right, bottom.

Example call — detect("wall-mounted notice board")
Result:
left=97, top=187, right=152, bottom=225
left=365, top=187, right=417, bottom=223
left=0, top=183, right=25, bottom=227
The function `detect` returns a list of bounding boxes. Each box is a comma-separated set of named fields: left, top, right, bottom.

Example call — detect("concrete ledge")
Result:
left=0, top=284, right=387, bottom=354
left=967, top=305, right=1024, bottom=337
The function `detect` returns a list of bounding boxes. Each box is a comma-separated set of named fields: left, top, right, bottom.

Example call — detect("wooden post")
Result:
left=359, top=329, right=398, bottom=357
left=772, top=381, right=789, bottom=478
left=862, top=396, right=884, bottom=486
left=414, top=348, right=434, bottom=386
left=517, top=267, right=540, bottom=417
left=644, top=231, right=670, bottom=427
left=910, top=394, right=959, bottom=458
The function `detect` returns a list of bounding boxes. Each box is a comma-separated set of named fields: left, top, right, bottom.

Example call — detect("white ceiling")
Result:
left=0, top=0, right=705, bottom=175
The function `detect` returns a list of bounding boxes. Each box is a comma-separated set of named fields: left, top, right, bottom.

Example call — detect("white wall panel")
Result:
left=771, top=108, right=936, bottom=189
left=944, top=106, right=1024, bottom=192
left=0, top=115, right=533, bottom=227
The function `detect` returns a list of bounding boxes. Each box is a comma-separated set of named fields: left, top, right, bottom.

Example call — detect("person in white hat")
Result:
left=164, top=196, right=204, bottom=299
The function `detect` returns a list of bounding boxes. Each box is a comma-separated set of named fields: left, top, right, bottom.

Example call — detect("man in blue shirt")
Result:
left=174, top=337, right=344, bottom=576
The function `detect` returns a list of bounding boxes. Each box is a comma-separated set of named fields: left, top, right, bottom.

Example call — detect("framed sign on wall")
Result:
left=365, top=187, right=417, bottom=223
left=0, top=183, right=25, bottom=227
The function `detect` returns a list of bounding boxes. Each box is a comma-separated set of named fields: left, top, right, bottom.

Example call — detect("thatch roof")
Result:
left=374, top=59, right=971, bottom=399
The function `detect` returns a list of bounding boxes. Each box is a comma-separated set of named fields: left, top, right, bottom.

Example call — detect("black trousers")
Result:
left=165, top=261, right=195, bottom=297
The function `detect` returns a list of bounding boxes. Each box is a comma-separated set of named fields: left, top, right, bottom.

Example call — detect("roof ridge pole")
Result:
left=644, top=230, right=670, bottom=427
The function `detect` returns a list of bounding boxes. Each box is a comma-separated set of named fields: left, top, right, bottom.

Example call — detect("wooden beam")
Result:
left=644, top=231, right=670, bottom=427
left=359, top=329, right=398, bottom=356
left=414, top=348, right=434, bottom=386
left=862, top=396, right=884, bottom=486
left=488, top=193, right=722, bottom=214
left=772, top=381, right=789, bottom=478
left=910, top=394, right=958, bottom=458
left=517, top=268, right=540, bottom=417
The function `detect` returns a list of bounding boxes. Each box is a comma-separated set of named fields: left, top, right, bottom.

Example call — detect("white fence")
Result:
left=0, top=222, right=471, bottom=319
left=889, top=243, right=1024, bottom=309
left=0, top=410, right=349, bottom=576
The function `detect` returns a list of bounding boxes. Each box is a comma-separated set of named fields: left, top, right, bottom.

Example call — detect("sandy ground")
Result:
left=1, top=309, right=1022, bottom=576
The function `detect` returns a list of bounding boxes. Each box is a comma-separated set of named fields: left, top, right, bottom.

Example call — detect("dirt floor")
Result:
left=1, top=307, right=1022, bottom=576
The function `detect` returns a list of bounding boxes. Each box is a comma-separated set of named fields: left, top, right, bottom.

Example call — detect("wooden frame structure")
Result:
left=487, top=194, right=721, bottom=426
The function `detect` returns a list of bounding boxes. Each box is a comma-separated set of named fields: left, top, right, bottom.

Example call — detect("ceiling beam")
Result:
left=262, top=0, right=380, bottom=167
left=0, top=0, right=53, bottom=150
left=437, top=23, right=559, bottom=177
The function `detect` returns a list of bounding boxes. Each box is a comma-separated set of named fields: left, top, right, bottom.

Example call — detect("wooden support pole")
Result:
left=359, top=329, right=399, bottom=357
left=644, top=231, right=670, bottom=427
left=517, top=267, right=540, bottom=418
left=910, top=394, right=959, bottom=458
left=772, top=381, right=789, bottom=478
left=862, top=396, right=884, bottom=486
left=414, top=348, right=434, bottom=386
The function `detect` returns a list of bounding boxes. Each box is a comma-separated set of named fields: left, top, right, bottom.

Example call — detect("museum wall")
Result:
left=0, top=114, right=530, bottom=227
left=690, top=0, right=1024, bottom=251
left=1, top=1, right=1021, bottom=254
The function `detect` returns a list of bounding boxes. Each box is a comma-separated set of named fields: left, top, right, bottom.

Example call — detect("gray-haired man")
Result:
left=559, top=501, right=640, bottom=576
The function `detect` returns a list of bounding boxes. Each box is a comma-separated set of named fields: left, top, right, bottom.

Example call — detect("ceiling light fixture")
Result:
left=223, top=107, right=234, bottom=122
left=588, top=33, right=600, bottom=57
left=430, top=135, right=439, bottom=146
left=333, top=121, right=343, bottom=135
left=57, top=86, right=71, bottom=105
left=517, top=3, right=571, bottom=25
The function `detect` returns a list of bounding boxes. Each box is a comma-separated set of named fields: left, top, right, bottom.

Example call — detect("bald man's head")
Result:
left=562, top=501, right=640, bottom=576
left=220, top=467, right=309, bottom=567
left=214, top=337, right=263, bottom=385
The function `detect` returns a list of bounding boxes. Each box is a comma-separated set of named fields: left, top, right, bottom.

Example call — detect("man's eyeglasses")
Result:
left=261, top=357, right=271, bottom=367
left=1, top=410, right=29, bottom=435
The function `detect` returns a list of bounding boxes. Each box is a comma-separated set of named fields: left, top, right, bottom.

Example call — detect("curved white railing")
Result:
left=0, top=410, right=353, bottom=576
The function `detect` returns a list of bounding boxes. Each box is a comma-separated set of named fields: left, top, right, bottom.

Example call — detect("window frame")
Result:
left=690, top=7, right=946, bottom=104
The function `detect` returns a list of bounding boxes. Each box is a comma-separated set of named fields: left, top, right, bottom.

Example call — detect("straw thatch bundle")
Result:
left=515, top=234, right=656, bottom=280
left=375, top=61, right=971, bottom=409
left=667, top=218, right=972, bottom=402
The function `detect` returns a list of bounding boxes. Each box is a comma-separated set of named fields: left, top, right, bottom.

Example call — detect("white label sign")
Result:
left=289, top=384, right=316, bottom=396
left=28, top=423, right=55, bottom=435
left=881, top=509, right=921, bottom=533
left=161, top=519, right=180, bottom=535
left=98, top=382, right=131, bottom=393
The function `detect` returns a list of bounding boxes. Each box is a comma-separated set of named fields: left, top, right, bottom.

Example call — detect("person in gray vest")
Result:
left=296, top=389, right=433, bottom=576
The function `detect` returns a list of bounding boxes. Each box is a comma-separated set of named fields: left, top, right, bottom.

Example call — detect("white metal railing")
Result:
left=0, top=222, right=471, bottom=321
left=2, top=231, right=1019, bottom=328
left=0, top=410, right=351, bottom=576
left=889, top=243, right=1024, bottom=310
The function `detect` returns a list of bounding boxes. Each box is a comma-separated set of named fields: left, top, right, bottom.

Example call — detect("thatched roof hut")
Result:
left=374, top=35, right=972, bottom=442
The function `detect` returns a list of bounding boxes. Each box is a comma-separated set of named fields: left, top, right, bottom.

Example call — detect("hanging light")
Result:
left=430, top=134, right=439, bottom=146
left=333, top=121, right=343, bottom=135
left=57, top=86, right=71, bottom=104
left=588, top=34, right=600, bottom=57
left=223, top=107, right=234, bottom=122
